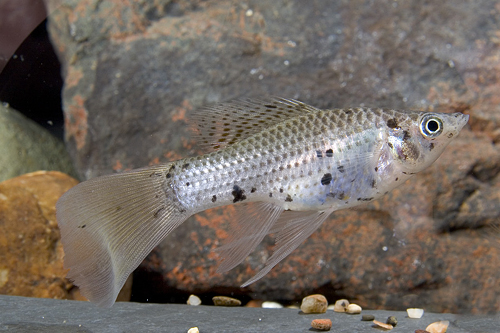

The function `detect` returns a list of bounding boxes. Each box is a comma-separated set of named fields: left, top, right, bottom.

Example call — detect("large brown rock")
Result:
left=46, top=0, right=500, bottom=313
left=0, top=171, right=85, bottom=300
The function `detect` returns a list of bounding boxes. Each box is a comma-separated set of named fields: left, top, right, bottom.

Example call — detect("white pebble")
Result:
left=406, top=308, right=424, bottom=319
left=187, top=327, right=199, bottom=333
left=332, top=299, right=350, bottom=312
left=346, top=303, right=362, bottom=314
left=187, top=294, right=201, bottom=306
left=262, top=301, right=283, bottom=308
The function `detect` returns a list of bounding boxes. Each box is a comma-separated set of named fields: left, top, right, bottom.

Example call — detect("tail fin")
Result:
left=56, top=164, right=187, bottom=307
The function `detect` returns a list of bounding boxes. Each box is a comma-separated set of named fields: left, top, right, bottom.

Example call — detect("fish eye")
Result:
left=420, top=115, right=443, bottom=139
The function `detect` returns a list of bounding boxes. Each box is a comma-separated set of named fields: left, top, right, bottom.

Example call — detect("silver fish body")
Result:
left=56, top=98, right=469, bottom=307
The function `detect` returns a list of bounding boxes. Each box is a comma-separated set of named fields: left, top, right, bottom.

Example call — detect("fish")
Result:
left=56, top=97, right=469, bottom=307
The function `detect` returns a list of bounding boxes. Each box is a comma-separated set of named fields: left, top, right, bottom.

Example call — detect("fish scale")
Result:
left=55, top=97, right=469, bottom=307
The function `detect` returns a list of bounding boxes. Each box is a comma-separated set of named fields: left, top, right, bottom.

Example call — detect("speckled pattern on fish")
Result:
left=55, top=97, right=469, bottom=307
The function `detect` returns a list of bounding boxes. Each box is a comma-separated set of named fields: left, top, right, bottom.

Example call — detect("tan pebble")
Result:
left=262, top=301, right=283, bottom=308
left=332, top=299, right=350, bottom=312
left=245, top=300, right=263, bottom=308
left=300, top=294, right=328, bottom=314
left=425, top=320, right=449, bottom=333
left=187, top=294, right=201, bottom=306
left=212, top=296, right=241, bottom=306
left=187, top=327, right=199, bottom=333
left=373, top=320, right=393, bottom=330
left=346, top=303, right=362, bottom=314
left=407, top=308, right=424, bottom=318
left=311, top=319, right=332, bottom=331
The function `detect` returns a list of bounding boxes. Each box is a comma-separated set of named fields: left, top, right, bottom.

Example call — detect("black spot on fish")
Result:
left=265, top=104, right=277, bottom=108
left=232, top=185, right=246, bottom=203
left=321, top=173, right=332, bottom=186
left=166, top=173, right=171, bottom=178
left=186, top=182, right=190, bottom=186
left=182, top=163, right=190, bottom=169
left=326, top=149, right=333, bottom=157
left=429, top=142, right=435, bottom=151
left=387, top=118, right=398, bottom=129
left=403, top=130, right=411, bottom=140
left=371, top=179, right=376, bottom=188
left=447, top=133, right=454, bottom=138
left=269, top=192, right=273, bottom=198
left=357, top=197, right=374, bottom=201
left=212, top=195, right=217, bottom=203
left=280, top=188, right=284, bottom=193
left=338, top=192, right=346, bottom=200
left=337, top=165, right=345, bottom=173
left=78, top=224, right=86, bottom=229
left=285, top=195, right=293, bottom=202
left=154, top=207, right=165, bottom=218
left=388, top=142, right=394, bottom=149
left=316, top=150, right=323, bottom=158
left=402, top=171, right=416, bottom=175
left=149, top=172, right=161, bottom=177
left=251, top=187, right=256, bottom=193
left=395, top=177, right=399, bottom=181
left=375, top=166, right=379, bottom=172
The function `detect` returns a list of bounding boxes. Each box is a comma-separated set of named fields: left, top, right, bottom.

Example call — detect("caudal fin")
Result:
left=56, top=165, right=187, bottom=307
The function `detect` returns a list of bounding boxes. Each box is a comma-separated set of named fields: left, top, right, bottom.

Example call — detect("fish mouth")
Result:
left=457, top=113, right=470, bottom=130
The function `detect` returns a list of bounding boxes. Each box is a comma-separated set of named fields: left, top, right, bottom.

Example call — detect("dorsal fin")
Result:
left=189, top=97, right=320, bottom=152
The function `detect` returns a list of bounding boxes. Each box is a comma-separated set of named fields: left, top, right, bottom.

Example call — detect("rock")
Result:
left=333, top=299, right=350, bottom=313
left=407, top=308, right=424, bottom=319
left=362, top=315, right=375, bottom=321
left=300, top=294, right=328, bottom=314
left=187, top=327, right=199, bottom=333
left=0, top=104, right=77, bottom=183
left=212, top=296, right=241, bottom=306
left=187, top=294, right=201, bottom=306
left=0, top=171, right=83, bottom=300
left=310, top=318, right=332, bottom=331
left=46, top=0, right=500, bottom=313
left=262, top=301, right=283, bottom=308
left=386, top=316, right=398, bottom=327
left=373, top=320, right=393, bottom=330
left=346, top=304, right=362, bottom=314
left=425, top=321, right=449, bottom=333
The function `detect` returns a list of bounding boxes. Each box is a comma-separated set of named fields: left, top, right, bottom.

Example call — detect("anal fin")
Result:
left=241, top=209, right=334, bottom=287
left=215, top=202, right=283, bottom=273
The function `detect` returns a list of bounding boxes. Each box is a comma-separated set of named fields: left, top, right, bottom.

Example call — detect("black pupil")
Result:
left=426, top=119, right=439, bottom=132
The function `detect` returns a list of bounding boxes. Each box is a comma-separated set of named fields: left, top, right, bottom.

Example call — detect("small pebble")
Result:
left=212, top=296, right=241, bottom=307
left=333, top=299, right=350, bottom=312
left=425, top=320, right=449, bottom=333
left=245, top=300, right=263, bottom=308
left=187, top=327, right=199, bottom=333
left=407, top=308, right=424, bottom=319
left=311, top=319, right=332, bottom=331
left=262, top=301, right=283, bottom=308
left=361, top=314, right=375, bottom=321
left=346, top=303, right=362, bottom=314
left=300, top=294, right=328, bottom=314
left=373, top=320, right=393, bottom=330
left=386, top=316, right=397, bottom=327
left=186, top=294, right=201, bottom=306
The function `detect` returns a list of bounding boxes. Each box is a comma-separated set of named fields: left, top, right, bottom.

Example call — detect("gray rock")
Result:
left=0, top=104, right=77, bottom=182
left=1, top=295, right=498, bottom=333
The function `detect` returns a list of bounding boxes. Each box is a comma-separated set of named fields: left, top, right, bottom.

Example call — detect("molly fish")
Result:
left=56, top=98, right=469, bottom=307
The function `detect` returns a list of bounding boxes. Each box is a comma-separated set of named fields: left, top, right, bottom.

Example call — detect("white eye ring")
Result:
left=420, top=115, right=443, bottom=138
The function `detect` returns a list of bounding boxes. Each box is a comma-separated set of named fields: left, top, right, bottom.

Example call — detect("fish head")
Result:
left=386, top=111, right=469, bottom=173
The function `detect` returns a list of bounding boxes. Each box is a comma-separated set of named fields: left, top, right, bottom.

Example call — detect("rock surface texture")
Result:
left=46, top=0, right=500, bottom=313
left=0, top=104, right=77, bottom=183
left=0, top=171, right=84, bottom=300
